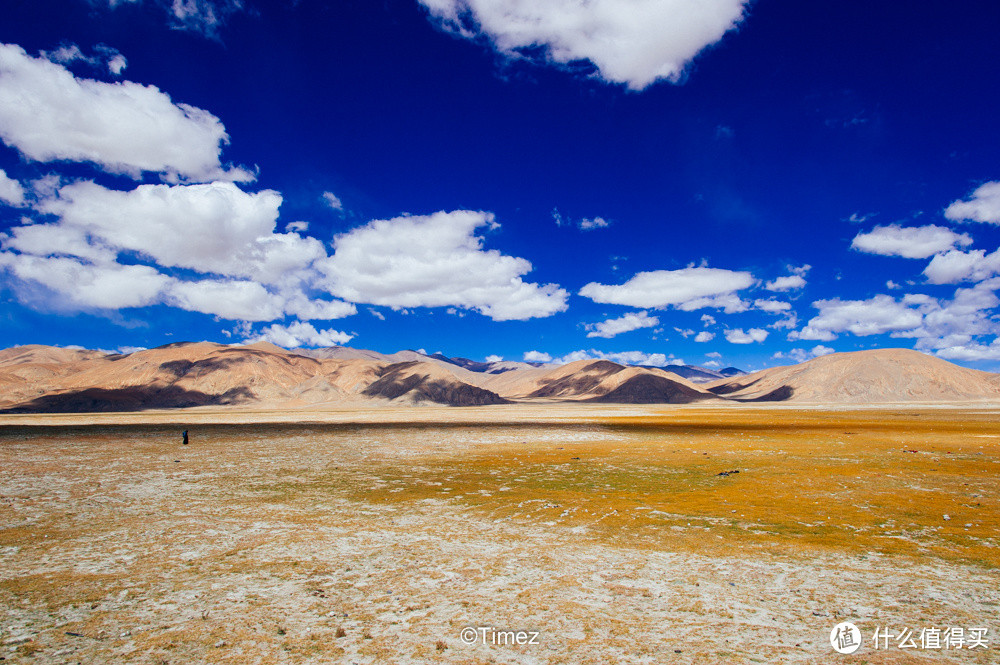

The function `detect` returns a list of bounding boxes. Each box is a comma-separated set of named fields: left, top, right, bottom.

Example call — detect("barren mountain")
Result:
left=487, top=359, right=719, bottom=404
left=0, top=344, right=997, bottom=412
left=361, top=361, right=509, bottom=406
left=706, top=348, right=1000, bottom=403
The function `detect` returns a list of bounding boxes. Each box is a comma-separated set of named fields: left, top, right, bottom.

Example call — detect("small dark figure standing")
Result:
left=182, top=430, right=189, bottom=445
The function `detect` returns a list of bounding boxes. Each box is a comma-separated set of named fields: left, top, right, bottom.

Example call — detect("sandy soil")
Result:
left=1, top=405, right=998, bottom=663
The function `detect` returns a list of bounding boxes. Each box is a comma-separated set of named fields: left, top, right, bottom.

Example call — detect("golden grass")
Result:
left=290, top=408, right=1000, bottom=566
left=2, top=406, right=998, bottom=663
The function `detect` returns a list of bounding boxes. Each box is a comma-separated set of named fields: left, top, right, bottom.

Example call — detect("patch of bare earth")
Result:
left=1, top=406, right=998, bottom=663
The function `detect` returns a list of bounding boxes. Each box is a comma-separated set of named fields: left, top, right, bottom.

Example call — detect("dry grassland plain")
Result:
left=1, top=405, right=998, bottom=663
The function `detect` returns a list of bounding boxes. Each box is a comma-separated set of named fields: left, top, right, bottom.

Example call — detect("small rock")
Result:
left=3, top=636, right=32, bottom=646
left=943, top=514, right=951, bottom=521
left=214, top=640, right=226, bottom=648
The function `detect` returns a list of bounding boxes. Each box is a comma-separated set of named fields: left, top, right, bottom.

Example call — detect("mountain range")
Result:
left=0, top=343, right=998, bottom=413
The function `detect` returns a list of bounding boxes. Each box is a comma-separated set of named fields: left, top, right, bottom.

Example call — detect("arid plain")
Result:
left=2, top=404, right=999, bottom=664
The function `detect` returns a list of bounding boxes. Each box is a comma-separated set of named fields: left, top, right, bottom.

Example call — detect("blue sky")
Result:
left=2, top=0, right=1000, bottom=371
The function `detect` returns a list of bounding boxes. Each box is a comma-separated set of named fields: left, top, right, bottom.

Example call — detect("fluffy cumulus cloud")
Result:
left=764, top=264, right=810, bottom=292
left=523, top=350, right=553, bottom=363
left=792, top=294, right=925, bottom=341
left=418, top=0, right=750, bottom=90
left=168, top=279, right=286, bottom=321
left=37, top=181, right=325, bottom=283
left=0, top=179, right=357, bottom=322
left=786, top=283, right=1000, bottom=362
left=244, top=321, right=353, bottom=349
left=754, top=298, right=791, bottom=313
left=851, top=224, right=972, bottom=259
left=0, top=169, right=24, bottom=206
left=579, top=266, right=754, bottom=313
left=945, top=181, right=1000, bottom=225
left=775, top=345, right=834, bottom=363
left=934, top=339, right=1000, bottom=362
left=530, top=348, right=684, bottom=367
left=585, top=310, right=658, bottom=338
left=724, top=328, right=768, bottom=344
left=923, top=248, right=1000, bottom=285
left=694, top=331, right=715, bottom=343
left=317, top=210, right=568, bottom=321
left=0, top=43, right=250, bottom=182
left=0, top=252, right=171, bottom=309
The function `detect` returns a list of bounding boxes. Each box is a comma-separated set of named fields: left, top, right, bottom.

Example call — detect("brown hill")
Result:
left=1, top=344, right=998, bottom=413
left=0, top=343, right=490, bottom=412
left=361, top=361, right=509, bottom=406
left=588, top=372, right=719, bottom=404
left=706, top=348, right=1000, bottom=403
left=487, top=359, right=719, bottom=403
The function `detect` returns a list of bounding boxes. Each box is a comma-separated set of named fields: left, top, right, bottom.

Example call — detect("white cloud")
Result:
left=705, top=351, right=721, bottom=359
left=0, top=43, right=249, bottom=182
left=579, top=266, right=753, bottom=312
left=94, top=0, right=245, bottom=38
left=766, top=264, right=810, bottom=291
left=765, top=273, right=806, bottom=292
left=38, top=180, right=326, bottom=284
left=0, top=169, right=25, bottom=206
left=286, top=221, right=309, bottom=233
left=317, top=210, right=569, bottom=321
left=168, top=0, right=245, bottom=37
left=0, top=252, right=170, bottom=309
left=485, top=354, right=503, bottom=363
left=2, top=179, right=357, bottom=322
left=281, top=294, right=357, bottom=321
left=579, top=217, right=609, bottom=230
left=553, top=209, right=610, bottom=230
left=945, top=181, right=1000, bottom=225
left=851, top=224, right=972, bottom=259
left=923, top=248, right=1000, bottom=285
left=694, top=331, right=715, bottom=343
left=934, top=339, right=1000, bottom=362
left=168, top=278, right=285, bottom=321
left=418, top=0, right=750, bottom=90
left=792, top=294, right=924, bottom=341
left=245, top=321, right=353, bottom=349
left=2, top=222, right=116, bottom=263
left=769, top=313, right=798, bottom=330
left=42, top=43, right=128, bottom=76
left=908, top=280, right=1000, bottom=350
left=700, top=313, right=716, bottom=326
left=322, top=191, right=343, bottom=211
left=524, top=350, right=553, bottom=363
left=724, top=328, right=768, bottom=344
left=777, top=344, right=835, bottom=363
left=754, top=298, right=792, bottom=313
left=585, top=310, right=658, bottom=338
left=703, top=360, right=720, bottom=367
left=107, top=53, right=128, bottom=75
left=542, top=348, right=684, bottom=367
